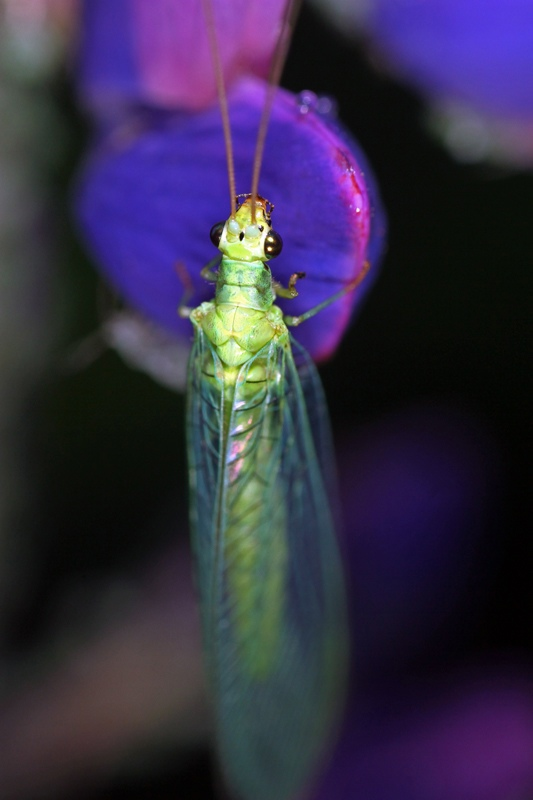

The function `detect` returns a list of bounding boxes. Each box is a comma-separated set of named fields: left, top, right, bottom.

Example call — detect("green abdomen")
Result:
left=220, top=349, right=287, bottom=679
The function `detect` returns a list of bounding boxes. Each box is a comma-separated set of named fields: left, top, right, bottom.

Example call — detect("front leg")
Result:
left=177, top=255, right=221, bottom=318
left=284, top=261, right=371, bottom=327
left=200, top=255, right=222, bottom=283
left=273, top=271, right=306, bottom=299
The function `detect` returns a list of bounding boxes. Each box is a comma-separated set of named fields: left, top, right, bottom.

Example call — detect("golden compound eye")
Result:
left=264, top=229, right=283, bottom=258
left=210, top=222, right=225, bottom=247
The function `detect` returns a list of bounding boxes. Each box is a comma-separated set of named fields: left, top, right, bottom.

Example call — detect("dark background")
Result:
left=2, top=3, right=531, bottom=798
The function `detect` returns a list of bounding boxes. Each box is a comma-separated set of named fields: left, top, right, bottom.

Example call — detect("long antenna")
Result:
left=250, top=0, right=302, bottom=222
left=201, top=0, right=236, bottom=217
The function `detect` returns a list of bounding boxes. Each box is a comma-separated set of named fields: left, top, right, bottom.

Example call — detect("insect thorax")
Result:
left=194, top=299, right=286, bottom=369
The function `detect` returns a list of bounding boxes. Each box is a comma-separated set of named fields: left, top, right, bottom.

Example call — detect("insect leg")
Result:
left=273, top=271, right=306, bottom=299
left=284, top=260, right=370, bottom=327
left=177, top=256, right=221, bottom=318
left=200, top=255, right=222, bottom=282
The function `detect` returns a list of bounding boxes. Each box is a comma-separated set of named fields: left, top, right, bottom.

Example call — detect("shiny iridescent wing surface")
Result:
left=187, top=325, right=348, bottom=800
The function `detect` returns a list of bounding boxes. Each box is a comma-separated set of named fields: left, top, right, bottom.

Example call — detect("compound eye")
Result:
left=264, top=229, right=283, bottom=258
left=210, top=222, right=225, bottom=247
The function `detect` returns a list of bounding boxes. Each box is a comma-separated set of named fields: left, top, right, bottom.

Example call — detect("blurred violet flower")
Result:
left=76, top=0, right=385, bottom=364
left=310, top=403, right=533, bottom=799
left=337, top=405, right=501, bottom=675
left=313, top=0, right=533, bottom=166
left=315, top=669, right=533, bottom=800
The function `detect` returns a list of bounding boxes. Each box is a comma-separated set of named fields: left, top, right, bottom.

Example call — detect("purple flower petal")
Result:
left=78, top=0, right=286, bottom=113
left=77, top=78, right=385, bottom=361
left=362, top=0, right=533, bottom=121
left=78, top=0, right=139, bottom=114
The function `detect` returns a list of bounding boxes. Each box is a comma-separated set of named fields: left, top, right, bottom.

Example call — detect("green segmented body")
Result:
left=192, top=257, right=290, bottom=677
left=185, top=196, right=349, bottom=800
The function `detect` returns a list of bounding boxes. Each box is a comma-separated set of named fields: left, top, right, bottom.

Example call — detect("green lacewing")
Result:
left=179, top=2, right=369, bottom=797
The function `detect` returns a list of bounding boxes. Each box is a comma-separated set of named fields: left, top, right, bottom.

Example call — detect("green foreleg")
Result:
left=284, top=260, right=370, bottom=327
left=274, top=271, right=306, bottom=299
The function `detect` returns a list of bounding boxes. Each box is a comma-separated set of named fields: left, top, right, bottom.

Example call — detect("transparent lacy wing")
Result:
left=187, top=325, right=348, bottom=800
